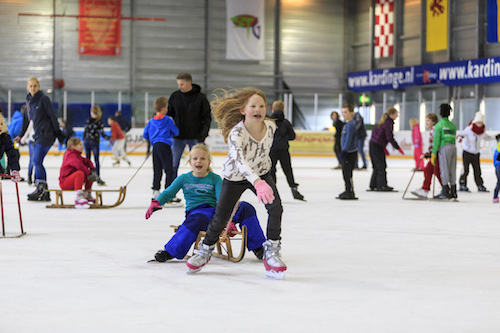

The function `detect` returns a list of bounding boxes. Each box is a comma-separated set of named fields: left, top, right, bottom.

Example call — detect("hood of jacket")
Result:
left=270, top=110, right=285, bottom=121
left=26, top=90, right=44, bottom=105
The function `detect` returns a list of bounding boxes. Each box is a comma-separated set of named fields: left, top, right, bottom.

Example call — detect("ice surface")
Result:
left=1, top=153, right=499, bottom=333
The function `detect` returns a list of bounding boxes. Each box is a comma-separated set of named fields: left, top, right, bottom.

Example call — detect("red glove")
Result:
left=226, top=221, right=238, bottom=237
left=145, top=200, right=162, bottom=219
left=10, top=170, right=21, bottom=183
left=254, top=180, right=275, bottom=204
left=398, top=148, right=404, bottom=155
left=384, top=148, right=390, bottom=156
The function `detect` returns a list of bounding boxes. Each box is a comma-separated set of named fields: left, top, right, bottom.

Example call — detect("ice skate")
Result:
left=291, top=186, right=305, bottom=201
left=478, top=185, right=489, bottom=192
left=75, top=190, right=90, bottom=209
left=151, top=190, right=160, bottom=200
left=252, top=246, right=264, bottom=260
left=411, top=188, right=428, bottom=199
left=458, top=184, right=470, bottom=192
left=186, top=242, right=214, bottom=274
left=28, top=182, right=51, bottom=202
left=263, top=240, right=287, bottom=279
left=153, top=249, right=174, bottom=262
left=434, top=185, right=451, bottom=199
left=493, top=197, right=499, bottom=203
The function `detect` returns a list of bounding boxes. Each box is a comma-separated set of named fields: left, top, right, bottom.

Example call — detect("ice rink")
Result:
left=1, top=152, right=499, bottom=333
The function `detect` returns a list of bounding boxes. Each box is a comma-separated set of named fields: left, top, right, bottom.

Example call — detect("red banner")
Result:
left=78, top=0, right=121, bottom=56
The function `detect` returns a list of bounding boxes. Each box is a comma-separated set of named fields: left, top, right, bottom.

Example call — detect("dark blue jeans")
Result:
left=33, top=143, right=52, bottom=182
left=152, top=142, right=174, bottom=191
left=84, top=139, right=100, bottom=176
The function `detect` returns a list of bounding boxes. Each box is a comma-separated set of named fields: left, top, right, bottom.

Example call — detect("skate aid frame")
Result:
left=0, top=174, right=25, bottom=238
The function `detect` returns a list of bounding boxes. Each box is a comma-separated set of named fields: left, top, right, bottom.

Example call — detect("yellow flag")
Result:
left=426, top=0, right=448, bottom=52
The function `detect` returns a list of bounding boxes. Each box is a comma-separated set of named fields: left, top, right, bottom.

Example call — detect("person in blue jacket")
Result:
left=143, top=96, right=179, bottom=199
left=145, top=144, right=266, bottom=262
left=14, top=77, right=64, bottom=201
left=337, top=104, right=358, bottom=200
left=8, top=105, right=25, bottom=140
left=493, top=134, right=500, bottom=203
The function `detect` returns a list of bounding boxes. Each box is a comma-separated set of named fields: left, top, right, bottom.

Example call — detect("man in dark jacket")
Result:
left=269, top=100, right=304, bottom=201
left=331, top=111, right=344, bottom=169
left=168, top=72, right=211, bottom=179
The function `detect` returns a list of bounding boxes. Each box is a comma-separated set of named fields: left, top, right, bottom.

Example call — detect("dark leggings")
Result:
left=203, top=173, right=283, bottom=245
left=369, top=141, right=388, bottom=189
left=270, top=149, right=296, bottom=188
left=84, top=139, right=100, bottom=176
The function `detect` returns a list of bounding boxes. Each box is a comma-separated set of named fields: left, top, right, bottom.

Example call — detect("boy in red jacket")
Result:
left=59, top=137, right=97, bottom=208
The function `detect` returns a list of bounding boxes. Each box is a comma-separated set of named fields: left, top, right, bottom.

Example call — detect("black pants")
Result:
left=342, top=151, right=357, bottom=192
left=459, top=151, right=483, bottom=187
left=203, top=173, right=283, bottom=245
left=270, top=149, right=296, bottom=188
left=152, top=142, right=174, bottom=191
left=369, top=141, right=387, bottom=189
left=334, top=143, right=342, bottom=166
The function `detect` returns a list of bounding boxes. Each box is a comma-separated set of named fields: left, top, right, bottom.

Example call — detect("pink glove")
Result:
left=145, top=200, right=162, bottom=219
left=10, top=170, right=21, bottom=183
left=397, top=148, right=404, bottom=155
left=226, top=221, right=239, bottom=237
left=254, top=180, right=275, bottom=204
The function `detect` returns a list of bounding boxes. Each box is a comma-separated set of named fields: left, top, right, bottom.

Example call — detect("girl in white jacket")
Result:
left=457, top=112, right=495, bottom=192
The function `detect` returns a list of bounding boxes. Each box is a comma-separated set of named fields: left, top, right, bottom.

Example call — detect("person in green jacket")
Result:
left=431, top=104, right=457, bottom=199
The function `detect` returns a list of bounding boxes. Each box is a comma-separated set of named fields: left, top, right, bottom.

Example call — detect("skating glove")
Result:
left=431, top=154, right=437, bottom=165
left=384, top=148, right=390, bottom=156
left=226, top=221, right=238, bottom=238
left=87, top=169, right=98, bottom=182
left=145, top=200, right=162, bottom=219
left=397, top=148, right=404, bottom=155
left=10, top=170, right=21, bottom=183
left=254, top=180, right=275, bottom=204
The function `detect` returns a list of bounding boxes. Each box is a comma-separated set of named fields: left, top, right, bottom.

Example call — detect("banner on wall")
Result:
left=79, top=0, right=121, bottom=56
left=426, top=0, right=448, bottom=52
left=374, top=0, right=394, bottom=58
left=347, top=56, right=500, bottom=92
left=226, top=0, right=265, bottom=60
left=488, top=0, right=500, bottom=43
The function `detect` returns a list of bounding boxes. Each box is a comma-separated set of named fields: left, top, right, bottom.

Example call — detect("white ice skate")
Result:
left=84, top=190, right=96, bottom=204
left=411, top=188, right=428, bottom=199
left=186, top=242, right=214, bottom=274
left=74, top=190, right=90, bottom=209
left=263, top=240, right=287, bottom=279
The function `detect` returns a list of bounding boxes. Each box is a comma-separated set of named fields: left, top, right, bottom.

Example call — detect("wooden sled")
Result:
left=170, top=224, right=247, bottom=262
left=45, top=186, right=127, bottom=209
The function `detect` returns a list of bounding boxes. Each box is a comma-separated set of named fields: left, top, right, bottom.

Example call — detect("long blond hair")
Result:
left=188, top=144, right=213, bottom=173
left=211, top=88, right=268, bottom=143
left=378, top=107, right=398, bottom=127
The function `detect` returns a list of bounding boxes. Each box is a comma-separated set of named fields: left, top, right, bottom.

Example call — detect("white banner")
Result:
left=226, top=0, right=265, bottom=60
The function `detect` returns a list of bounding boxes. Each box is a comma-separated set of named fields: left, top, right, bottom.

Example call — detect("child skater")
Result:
left=493, top=134, right=500, bottom=203
left=369, top=107, right=404, bottom=191
left=83, top=105, right=109, bottom=185
left=0, top=114, right=21, bottom=183
left=59, top=137, right=98, bottom=209
left=457, top=111, right=495, bottom=192
left=269, top=100, right=304, bottom=201
left=185, top=88, right=286, bottom=279
left=337, top=104, right=358, bottom=200
left=410, top=118, right=424, bottom=171
left=143, top=97, right=179, bottom=199
left=432, top=103, right=457, bottom=199
left=107, top=116, right=131, bottom=166
left=411, top=113, right=442, bottom=199
left=145, top=144, right=266, bottom=261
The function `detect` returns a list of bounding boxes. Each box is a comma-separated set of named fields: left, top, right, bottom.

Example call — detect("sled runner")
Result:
left=45, top=186, right=127, bottom=209
left=170, top=224, right=248, bottom=262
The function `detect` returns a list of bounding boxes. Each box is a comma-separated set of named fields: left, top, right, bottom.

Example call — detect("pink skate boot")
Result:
left=263, top=240, right=287, bottom=279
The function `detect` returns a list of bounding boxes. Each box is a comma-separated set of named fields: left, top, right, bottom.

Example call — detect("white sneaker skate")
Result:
left=186, top=242, right=215, bottom=274
left=411, top=188, right=429, bottom=199
left=75, top=190, right=90, bottom=209
left=263, top=240, right=287, bottom=279
left=151, top=190, right=160, bottom=200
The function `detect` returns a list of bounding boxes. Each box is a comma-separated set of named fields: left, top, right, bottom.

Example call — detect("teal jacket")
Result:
left=432, top=117, right=456, bottom=154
